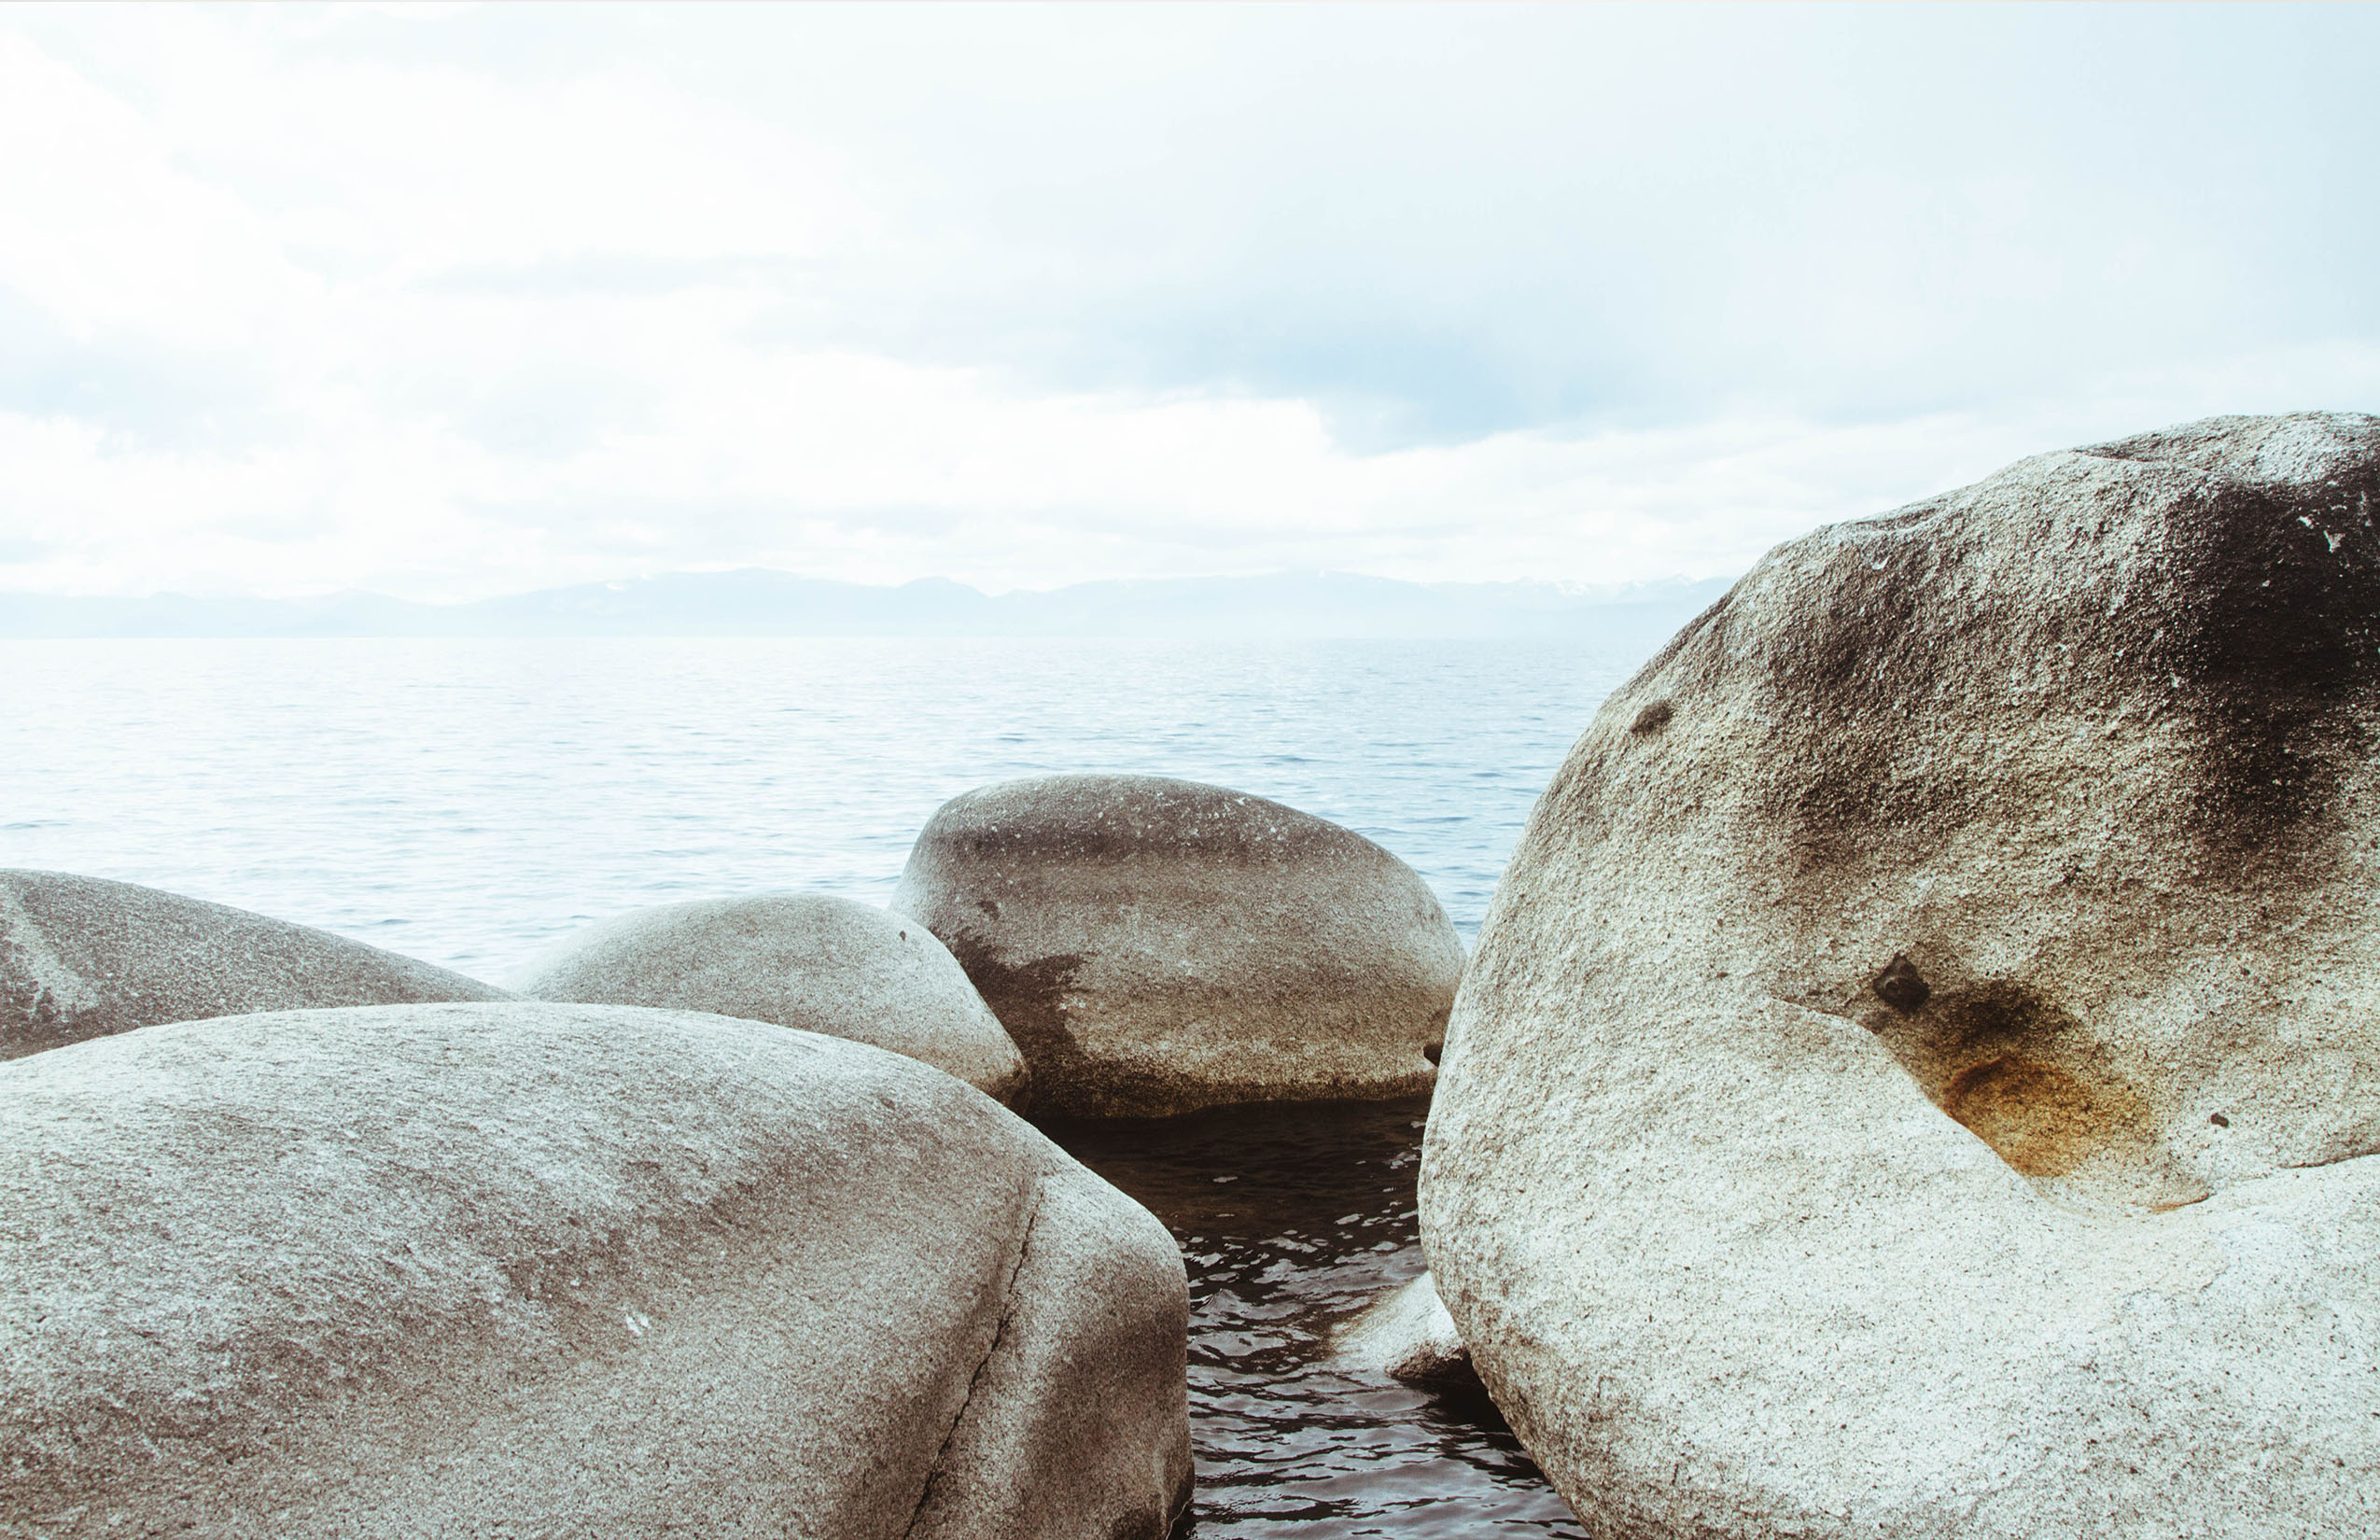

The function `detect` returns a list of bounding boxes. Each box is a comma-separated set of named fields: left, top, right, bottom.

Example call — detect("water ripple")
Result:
left=1059, top=1099, right=1586, bottom=1537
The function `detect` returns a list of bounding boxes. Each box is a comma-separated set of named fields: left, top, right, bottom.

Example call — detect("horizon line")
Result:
left=0, top=565, right=1741, bottom=609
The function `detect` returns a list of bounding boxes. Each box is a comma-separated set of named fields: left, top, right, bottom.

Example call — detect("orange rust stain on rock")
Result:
left=1939, top=1054, right=2107, bottom=1177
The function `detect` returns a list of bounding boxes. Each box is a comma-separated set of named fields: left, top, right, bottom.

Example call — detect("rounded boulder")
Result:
left=1333, top=1271, right=1475, bottom=1390
left=0, top=868, right=506, bottom=1060
left=892, top=774, right=1463, bottom=1119
left=515, top=892, right=1027, bottom=1102
left=0, top=1001, right=1191, bottom=1539
left=1422, top=413, right=2380, bottom=1538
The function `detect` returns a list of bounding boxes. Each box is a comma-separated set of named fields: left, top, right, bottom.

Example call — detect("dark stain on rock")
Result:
left=2209, top=1112, right=2231, bottom=1127
left=937, top=934, right=1088, bottom=1078
left=1886, top=978, right=2076, bottom=1079
left=933, top=936, right=1186, bottom=1119
left=1735, top=531, right=1981, bottom=875
left=1872, top=955, right=1929, bottom=1013
left=2159, top=474, right=2380, bottom=857
left=935, top=929, right=1385, bottom=1120
left=1863, top=978, right=2151, bottom=1183
left=1629, top=699, right=1674, bottom=736
left=1786, top=763, right=1976, bottom=875
left=1688, top=420, right=2380, bottom=887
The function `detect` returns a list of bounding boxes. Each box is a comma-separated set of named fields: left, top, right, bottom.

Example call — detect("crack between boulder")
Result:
left=900, top=1189, right=1043, bottom=1540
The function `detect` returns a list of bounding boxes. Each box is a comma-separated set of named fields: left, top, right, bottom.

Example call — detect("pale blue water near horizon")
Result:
left=0, top=636, right=1641, bottom=1538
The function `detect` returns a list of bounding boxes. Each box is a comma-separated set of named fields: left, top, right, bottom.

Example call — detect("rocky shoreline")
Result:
left=7, top=412, right=2375, bottom=1537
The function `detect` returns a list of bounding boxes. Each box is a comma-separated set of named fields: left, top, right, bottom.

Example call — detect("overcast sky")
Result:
left=3, top=3, right=2374, bottom=601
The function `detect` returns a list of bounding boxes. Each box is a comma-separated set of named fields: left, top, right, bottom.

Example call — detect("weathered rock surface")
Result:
left=1421, top=413, right=2380, bottom=1537
left=1333, top=1272, right=1476, bottom=1390
left=892, top=774, right=1463, bottom=1119
left=0, top=869, right=505, bottom=1059
left=0, top=1001, right=1191, bottom=1539
left=515, top=892, right=1027, bottom=1102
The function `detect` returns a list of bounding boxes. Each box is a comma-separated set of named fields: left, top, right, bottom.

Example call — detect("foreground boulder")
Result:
left=1333, top=1272, right=1475, bottom=1390
left=893, top=774, right=1463, bottom=1119
left=1, top=1002, right=1190, bottom=1539
left=1421, top=413, right=2380, bottom=1537
left=0, top=869, right=504, bottom=1059
left=516, top=892, right=1028, bottom=1102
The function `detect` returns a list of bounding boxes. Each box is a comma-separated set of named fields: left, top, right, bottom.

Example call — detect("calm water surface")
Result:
left=0, top=637, right=1630, bottom=1535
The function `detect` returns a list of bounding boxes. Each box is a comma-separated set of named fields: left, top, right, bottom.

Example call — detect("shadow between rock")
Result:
left=1051, top=1097, right=1585, bottom=1540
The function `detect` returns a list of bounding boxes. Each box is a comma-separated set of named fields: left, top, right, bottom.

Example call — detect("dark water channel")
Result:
left=1055, top=1098, right=1586, bottom=1539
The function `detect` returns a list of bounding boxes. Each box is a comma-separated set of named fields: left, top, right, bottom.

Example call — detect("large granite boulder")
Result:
left=1, top=1001, right=1191, bottom=1539
left=515, top=892, right=1028, bottom=1102
left=1421, top=413, right=2380, bottom=1537
left=892, top=774, right=1463, bottom=1119
left=0, top=869, right=504, bottom=1059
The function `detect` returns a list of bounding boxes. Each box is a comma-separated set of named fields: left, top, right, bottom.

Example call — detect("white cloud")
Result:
left=0, top=32, right=312, bottom=347
left=0, top=4, right=2372, bottom=601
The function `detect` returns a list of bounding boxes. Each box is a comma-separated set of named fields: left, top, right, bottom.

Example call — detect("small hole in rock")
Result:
left=1629, top=699, right=1674, bottom=735
left=2209, top=1112, right=2230, bottom=1127
left=1873, top=955, right=1929, bottom=1013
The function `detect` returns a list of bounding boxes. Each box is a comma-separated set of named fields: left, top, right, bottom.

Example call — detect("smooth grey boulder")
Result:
left=515, top=892, right=1028, bottom=1102
left=0, top=1001, right=1192, bottom=1539
left=1333, top=1272, right=1475, bottom=1390
left=0, top=868, right=505, bottom=1059
left=892, top=774, right=1463, bottom=1119
left=1421, top=413, right=2380, bottom=1538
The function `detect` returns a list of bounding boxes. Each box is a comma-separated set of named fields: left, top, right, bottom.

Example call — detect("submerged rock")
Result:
left=516, top=892, right=1027, bottom=1102
left=1333, top=1272, right=1475, bottom=1390
left=0, top=868, right=504, bottom=1059
left=0, top=1002, right=1191, bottom=1539
left=1421, top=413, right=2380, bottom=1537
left=893, top=773, right=1463, bottom=1119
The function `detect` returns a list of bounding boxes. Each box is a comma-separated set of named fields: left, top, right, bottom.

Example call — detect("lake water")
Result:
left=0, top=637, right=1636, bottom=1536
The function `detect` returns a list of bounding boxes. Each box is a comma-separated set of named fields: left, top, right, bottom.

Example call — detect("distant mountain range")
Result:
left=0, top=569, right=1735, bottom=642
